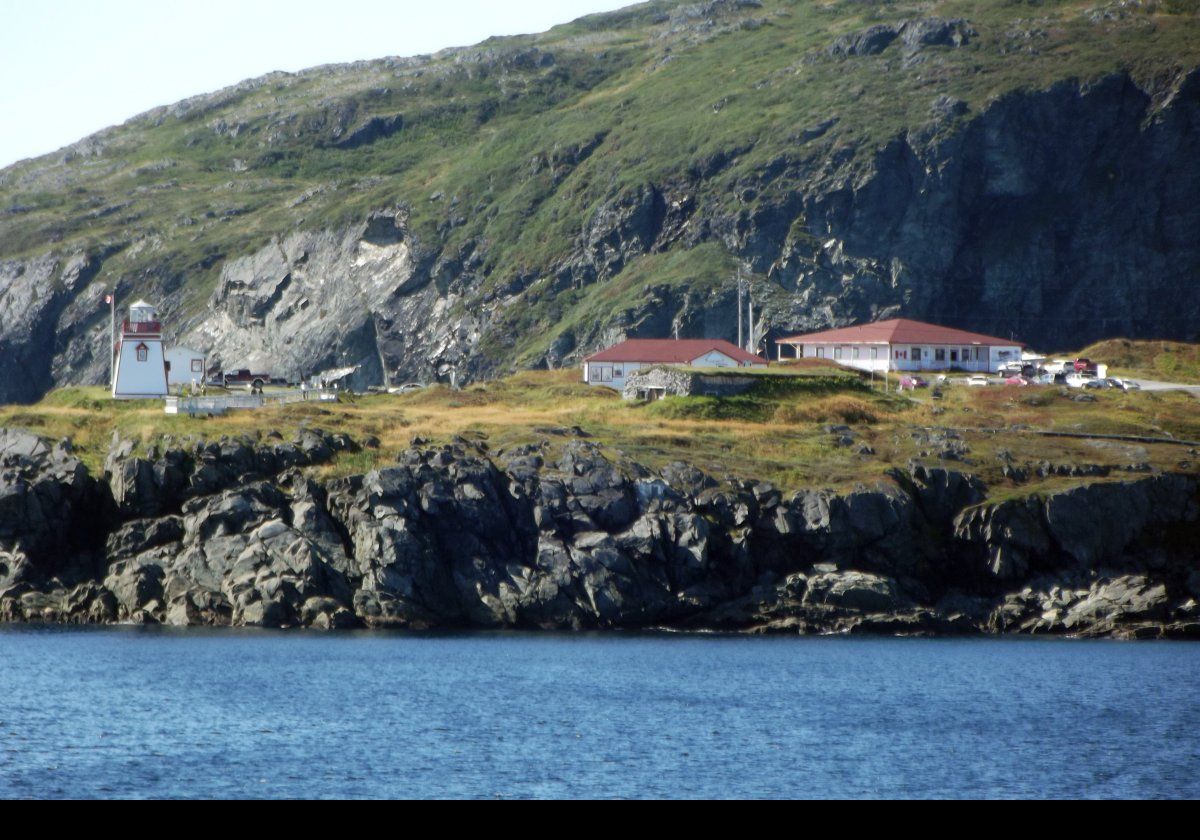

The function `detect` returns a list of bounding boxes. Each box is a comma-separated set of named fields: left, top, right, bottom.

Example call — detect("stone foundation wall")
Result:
left=622, top=366, right=759, bottom=400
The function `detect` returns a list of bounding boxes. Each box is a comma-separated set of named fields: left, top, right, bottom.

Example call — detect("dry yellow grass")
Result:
left=1, top=369, right=1196, bottom=494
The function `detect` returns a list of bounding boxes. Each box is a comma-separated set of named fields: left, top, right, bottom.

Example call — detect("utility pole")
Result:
left=736, top=266, right=744, bottom=350
left=105, top=290, right=116, bottom=391
left=747, top=295, right=755, bottom=354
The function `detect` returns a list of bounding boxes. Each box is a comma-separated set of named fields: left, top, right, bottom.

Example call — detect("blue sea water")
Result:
left=0, top=627, right=1198, bottom=799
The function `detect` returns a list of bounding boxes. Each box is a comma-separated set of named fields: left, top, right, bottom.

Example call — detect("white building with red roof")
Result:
left=777, top=318, right=1023, bottom=374
left=583, top=338, right=767, bottom=389
left=112, top=300, right=169, bottom=399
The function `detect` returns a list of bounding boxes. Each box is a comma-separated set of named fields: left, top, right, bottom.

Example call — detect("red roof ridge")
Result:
left=585, top=338, right=767, bottom=365
left=778, top=318, right=1024, bottom=348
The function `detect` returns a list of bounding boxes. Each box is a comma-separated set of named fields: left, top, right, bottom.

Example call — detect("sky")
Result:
left=0, top=0, right=636, bottom=169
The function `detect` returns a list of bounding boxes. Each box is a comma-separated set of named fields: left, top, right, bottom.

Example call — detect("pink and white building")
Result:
left=583, top=338, right=767, bottom=390
left=776, top=318, right=1023, bottom=374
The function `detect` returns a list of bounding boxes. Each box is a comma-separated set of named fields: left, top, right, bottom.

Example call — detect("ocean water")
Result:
left=0, top=627, right=1197, bottom=799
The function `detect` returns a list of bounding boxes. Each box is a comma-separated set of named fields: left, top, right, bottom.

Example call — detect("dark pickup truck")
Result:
left=216, top=369, right=287, bottom=391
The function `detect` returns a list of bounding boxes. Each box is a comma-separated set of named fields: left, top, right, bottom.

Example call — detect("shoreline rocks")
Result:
left=1, top=426, right=1198, bottom=639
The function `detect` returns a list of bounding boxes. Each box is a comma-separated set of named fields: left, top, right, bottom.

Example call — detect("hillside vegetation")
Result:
left=4, top=366, right=1198, bottom=495
left=2, top=0, right=1200, bottom=403
left=1080, top=339, right=1200, bottom=384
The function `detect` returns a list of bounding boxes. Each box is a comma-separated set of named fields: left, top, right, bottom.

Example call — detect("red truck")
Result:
left=217, top=369, right=287, bottom=392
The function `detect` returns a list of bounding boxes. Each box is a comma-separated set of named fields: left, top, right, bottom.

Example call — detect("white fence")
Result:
left=164, top=390, right=339, bottom=416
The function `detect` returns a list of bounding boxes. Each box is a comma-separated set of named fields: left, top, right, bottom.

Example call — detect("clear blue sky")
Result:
left=0, top=0, right=635, bottom=168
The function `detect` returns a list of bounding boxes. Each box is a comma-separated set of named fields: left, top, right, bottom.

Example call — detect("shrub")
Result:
left=773, top=396, right=880, bottom=425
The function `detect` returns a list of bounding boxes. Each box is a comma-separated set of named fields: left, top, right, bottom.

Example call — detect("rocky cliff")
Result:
left=2, top=1, right=1200, bottom=401
left=2, top=425, right=1198, bottom=638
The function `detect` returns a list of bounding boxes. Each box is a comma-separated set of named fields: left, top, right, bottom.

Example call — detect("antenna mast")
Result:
left=736, top=266, right=744, bottom=350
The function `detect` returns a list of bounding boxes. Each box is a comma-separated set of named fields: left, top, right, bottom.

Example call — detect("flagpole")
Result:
left=109, top=292, right=115, bottom=391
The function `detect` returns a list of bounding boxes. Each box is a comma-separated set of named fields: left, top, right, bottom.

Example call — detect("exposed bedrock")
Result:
left=3, top=69, right=1200, bottom=402
left=1, top=426, right=1198, bottom=638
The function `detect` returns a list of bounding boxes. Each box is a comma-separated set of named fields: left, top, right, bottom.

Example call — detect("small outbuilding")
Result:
left=776, top=318, right=1023, bottom=374
left=164, top=346, right=207, bottom=389
left=583, top=339, right=767, bottom=390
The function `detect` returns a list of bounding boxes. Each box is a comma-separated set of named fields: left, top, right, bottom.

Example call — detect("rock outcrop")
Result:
left=2, top=6, right=1199, bottom=402
left=2, top=425, right=1197, bottom=638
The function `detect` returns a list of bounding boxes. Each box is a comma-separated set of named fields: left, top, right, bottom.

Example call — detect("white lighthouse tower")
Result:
left=112, top=300, right=169, bottom=399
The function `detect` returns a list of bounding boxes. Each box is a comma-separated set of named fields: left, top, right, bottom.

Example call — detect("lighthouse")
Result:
left=112, top=300, right=169, bottom=399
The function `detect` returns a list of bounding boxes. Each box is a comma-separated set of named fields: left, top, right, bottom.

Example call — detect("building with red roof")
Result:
left=776, top=318, right=1023, bottom=374
left=583, top=338, right=766, bottom=389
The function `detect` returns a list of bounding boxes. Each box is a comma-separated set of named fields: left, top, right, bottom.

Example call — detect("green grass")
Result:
left=1079, top=338, right=1200, bottom=384
left=4, top=0, right=1199, bottom=335
left=4, top=366, right=1197, bottom=494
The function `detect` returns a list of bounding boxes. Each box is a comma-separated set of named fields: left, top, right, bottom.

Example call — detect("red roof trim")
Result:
left=778, top=318, right=1025, bottom=348
left=585, top=338, right=767, bottom=365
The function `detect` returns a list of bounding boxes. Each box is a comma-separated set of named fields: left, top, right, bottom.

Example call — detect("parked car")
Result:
left=967, top=375, right=990, bottom=387
left=1107, top=378, right=1140, bottom=391
left=1083, top=378, right=1112, bottom=390
left=1003, top=375, right=1030, bottom=387
left=899, top=376, right=929, bottom=390
left=1073, top=358, right=1096, bottom=373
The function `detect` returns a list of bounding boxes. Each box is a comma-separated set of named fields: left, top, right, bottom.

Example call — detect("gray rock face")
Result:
left=0, top=428, right=108, bottom=574
left=2, top=425, right=1199, bottom=638
left=3, top=64, right=1200, bottom=401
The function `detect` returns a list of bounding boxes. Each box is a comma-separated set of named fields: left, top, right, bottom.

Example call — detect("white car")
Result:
left=967, top=375, right=990, bottom=387
left=1064, top=373, right=1096, bottom=389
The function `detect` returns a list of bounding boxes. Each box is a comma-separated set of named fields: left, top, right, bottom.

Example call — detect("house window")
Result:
left=191, top=359, right=203, bottom=373
left=871, top=347, right=879, bottom=360
left=950, top=350, right=958, bottom=363
left=816, top=347, right=824, bottom=359
left=935, top=349, right=946, bottom=362
left=911, top=348, right=922, bottom=362
left=136, top=344, right=148, bottom=362
left=613, top=367, right=623, bottom=378
left=833, top=347, right=842, bottom=359
left=963, top=348, right=971, bottom=361
left=852, top=347, right=860, bottom=360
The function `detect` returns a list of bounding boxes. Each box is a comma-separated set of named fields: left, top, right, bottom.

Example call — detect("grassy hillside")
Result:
left=5, top=365, right=1197, bottom=494
left=1079, top=338, right=1200, bottom=383
left=3, top=0, right=1199, bottom=332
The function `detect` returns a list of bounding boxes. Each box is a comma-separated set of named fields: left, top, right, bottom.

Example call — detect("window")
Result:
left=911, top=348, right=922, bottom=362
left=950, top=350, right=958, bottom=363
left=935, top=349, right=946, bottom=362
left=613, top=367, right=623, bottom=378
left=871, top=347, right=879, bottom=360
left=834, top=347, right=843, bottom=360
left=963, top=348, right=971, bottom=361
left=191, top=359, right=203, bottom=373
left=816, top=347, right=824, bottom=359
left=136, top=343, right=148, bottom=362
left=852, top=347, right=860, bottom=360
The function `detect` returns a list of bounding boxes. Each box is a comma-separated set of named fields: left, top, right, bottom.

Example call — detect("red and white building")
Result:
left=777, top=318, right=1023, bottom=374
left=583, top=339, right=767, bottom=389
left=112, top=300, right=169, bottom=399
